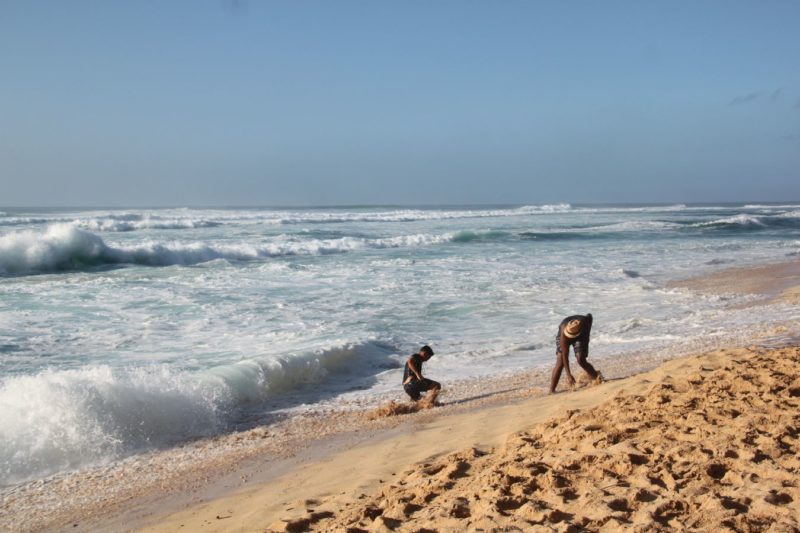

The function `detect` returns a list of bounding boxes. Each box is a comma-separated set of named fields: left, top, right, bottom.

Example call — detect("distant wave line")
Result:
left=0, top=224, right=499, bottom=276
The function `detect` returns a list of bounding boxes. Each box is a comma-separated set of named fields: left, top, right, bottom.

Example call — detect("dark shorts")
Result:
left=555, top=333, right=589, bottom=357
left=404, top=378, right=438, bottom=401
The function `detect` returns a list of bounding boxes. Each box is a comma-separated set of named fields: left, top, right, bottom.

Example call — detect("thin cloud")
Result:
left=769, top=88, right=783, bottom=102
left=729, top=92, right=761, bottom=105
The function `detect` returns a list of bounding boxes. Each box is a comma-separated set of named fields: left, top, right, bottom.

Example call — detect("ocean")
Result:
left=1, top=203, right=799, bottom=486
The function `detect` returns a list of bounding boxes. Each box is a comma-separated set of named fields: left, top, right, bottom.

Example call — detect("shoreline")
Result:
left=2, top=347, right=703, bottom=532
left=1, top=258, right=798, bottom=531
left=668, top=258, right=800, bottom=306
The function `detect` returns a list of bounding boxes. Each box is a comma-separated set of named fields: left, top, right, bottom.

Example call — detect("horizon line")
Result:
left=2, top=200, right=800, bottom=211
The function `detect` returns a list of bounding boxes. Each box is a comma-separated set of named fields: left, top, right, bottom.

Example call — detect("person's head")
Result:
left=419, top=345, right=434, bottom=360
left=563, top=319, right=582, bottom=339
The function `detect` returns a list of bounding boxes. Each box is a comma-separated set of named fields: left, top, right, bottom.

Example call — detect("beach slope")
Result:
left=145, top=345, right=799, bottom=532
left=273, top=346, right=800, bottom=532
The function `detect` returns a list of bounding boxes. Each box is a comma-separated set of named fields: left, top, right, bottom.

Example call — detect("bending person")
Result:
left=550, top=313, right=599, bottom=393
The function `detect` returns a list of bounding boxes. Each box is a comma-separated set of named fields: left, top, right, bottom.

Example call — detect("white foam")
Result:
left=0, top=216, right=70, bottom=227
left=590, top=220, right=682, bottom=232
left=776, top=210, right=800, bottom=219
left=743, top=204, right=800, bottom=209
left=0, top=224, right=111, bottom=275
left=0, top=365, right=226, bottom=485
left=2, top=205, right=752, bottom=232
left=578, top=204, right=688, bottom=213
left=0, top=225, right=460, bottom=275
left=516, top=203, right=572, bottom=213
left=74, top=217, right=220, bottom=232
left=0, top=211, right=229, bottom=231
left=0, top=341, right=397, bottom=485
left=271, top=204, right=573, bottom=224
left=692, top=214, right=765, bottom=227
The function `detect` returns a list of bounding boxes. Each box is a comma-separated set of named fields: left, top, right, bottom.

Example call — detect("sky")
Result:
left=1, top=1, right=799, bottom=207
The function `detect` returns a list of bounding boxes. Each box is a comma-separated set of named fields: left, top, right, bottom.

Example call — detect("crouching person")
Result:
left=403, top=345, right=441, bottom=401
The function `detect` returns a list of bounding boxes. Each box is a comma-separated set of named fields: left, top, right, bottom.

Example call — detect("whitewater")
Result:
left=1, top=203, right=799, bottom=486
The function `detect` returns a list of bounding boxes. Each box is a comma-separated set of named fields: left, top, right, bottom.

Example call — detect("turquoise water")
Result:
left=1, top=203, right=799, bottom=484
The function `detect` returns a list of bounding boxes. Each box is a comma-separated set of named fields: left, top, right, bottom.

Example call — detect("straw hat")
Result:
left=563, top=319, right=582, bottom=339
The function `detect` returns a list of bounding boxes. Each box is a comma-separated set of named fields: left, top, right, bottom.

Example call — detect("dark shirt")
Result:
left=403, top=353, right=423, bottom=383
left=558, top=314, right=593, bottom=344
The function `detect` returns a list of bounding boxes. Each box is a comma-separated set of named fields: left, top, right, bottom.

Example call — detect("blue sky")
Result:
left=1, top=1, right=799, bottom=206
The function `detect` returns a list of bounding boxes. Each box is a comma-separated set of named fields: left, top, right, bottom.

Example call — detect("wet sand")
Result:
left=2, top=259, right=799, bottom=532
left=669, top=258, right=800, bottom=306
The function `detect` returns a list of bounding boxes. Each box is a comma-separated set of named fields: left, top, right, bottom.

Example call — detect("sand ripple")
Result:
left=272, top=346, right=800, bottom=532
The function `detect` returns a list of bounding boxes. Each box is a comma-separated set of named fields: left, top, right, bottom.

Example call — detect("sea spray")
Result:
left=0, top=224, right=464, bottom=276
left=0, top=364, right=226, bottom=485
left=0, top=341, right=399, bottom=485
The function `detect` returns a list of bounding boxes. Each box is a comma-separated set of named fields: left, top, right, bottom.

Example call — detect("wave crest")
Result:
left=693, top=214, right=766, bottom=228
left=0, top=225, right=462, bottom=276
left=75, top=217, right=221, bottom=232
left=0, top=365, right=227, bottom=485
left=0, top=341, right=398, bottom=485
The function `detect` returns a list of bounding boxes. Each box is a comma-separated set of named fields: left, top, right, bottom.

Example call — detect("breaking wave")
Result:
left=0, top=205, right=575, bottom=230
left=15, top=204, right=796, bottom=232
left=0, top=341, right=399, bottom=485
left=743, top=204, right=800, bottom=209
left=687, top=213, right=800, bottom=230
left=0, top=215, right=220, bottom=232
left=271, top=204, right=573, bottom=224
left=0, top=224, right=466, bottom=276
left=692, top=214, right=766, bottom=228
left=74, top=218, right=221, bottom=232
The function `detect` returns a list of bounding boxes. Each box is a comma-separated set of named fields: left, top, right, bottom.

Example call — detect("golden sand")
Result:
left=369, top=389, right=441, bottom=419
left=268, top=346, right=800, bottom=532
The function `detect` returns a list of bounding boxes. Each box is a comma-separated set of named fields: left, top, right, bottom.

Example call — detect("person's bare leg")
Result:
left=576, top=352, right=598, bottom=380
left=420, top=381, right=441, bottom=408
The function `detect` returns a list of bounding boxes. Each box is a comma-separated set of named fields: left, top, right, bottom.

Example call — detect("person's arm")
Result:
left=560, top=335, right=576, bottom=387
left=403, top=356, right=423, bottom=384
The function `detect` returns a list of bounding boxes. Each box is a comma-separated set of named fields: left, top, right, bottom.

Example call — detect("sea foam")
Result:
left=0, top=224, right=459, bottom=276
left=75, top=217, right=221, bottom=232
left=0, top=364, right=226, bottom=485
left=0, top=341, right=398, bottom=485
left=694, top=214, right=766, bottom=228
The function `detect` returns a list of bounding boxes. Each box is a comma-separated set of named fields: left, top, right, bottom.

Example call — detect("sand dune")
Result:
left=269, top=346, right=800, bottom=532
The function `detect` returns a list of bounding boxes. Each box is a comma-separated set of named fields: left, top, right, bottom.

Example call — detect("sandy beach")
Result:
left=2, top=260, right=799, bottom=532
left=264, top=345, right=799, bottom=532
left=138, top=342, right=799, bottom=533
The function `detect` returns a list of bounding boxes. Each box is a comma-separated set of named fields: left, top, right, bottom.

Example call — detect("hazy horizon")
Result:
left=3, top=200, right=800, bottom=211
